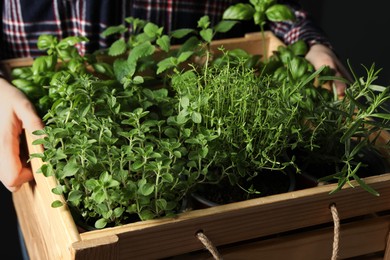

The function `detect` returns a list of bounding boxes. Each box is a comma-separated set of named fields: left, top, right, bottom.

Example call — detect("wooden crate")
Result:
left=5, top=32, right=390, bottom=260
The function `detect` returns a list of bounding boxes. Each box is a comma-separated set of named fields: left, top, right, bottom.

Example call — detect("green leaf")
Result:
left=265, top=4, right=295, bottom=22
left=108, top=39, right=127, bottom=56
left=349, top=141, right=366, bottom=158
left=31, top=138, right=46, bottom=147
left=113, top=59, right=136, bottom=80
left=155, top=198, right=167, bottom=210
left=51, top=185, right=63, bottom=195
left=197, top=15, right=210, bottom=29
left=290, top=40, right=308, bottom=56
left=29, top=152, right=44, bottom=159
left=200, top=146, right=209, bottom=158
left=180, top=96, right=190, bottom=108
left=85, top=179, right=99, bottom=190
left=37, top=35, right=56, bottom=50
left=177, top=51, right=194, bottom=63
left=173, top=150, right=182, bottom=158
left=289, top=57, right=307, bottom=79
left=368, top=84, right=387, bottom=92
left=62, top=161, right=79, bottom=177
left=353, top=174, right=380, bottom=196
left=133, top=75, right=144, bottom=84
left=370, top=113, right=390, bottom=120
left=32, top=56, right=53, bottom=74
left=32, top=129, right=46, bottom=136
left=51, top=200, right=63, bottom=208
left=95, top=218, right=108, bottom=229
left=178, top=36, right=201, bottom=53
left=329, top=178, right=347, bottom=194
left=200, top=28, right=213, bottom=43
left=94, top=189, right=106, bottom=203
left=132, top=160, right=145, bottom=170
left=144, top=22, right=161, bottom=38
left=138, top=181, right=155, bottom=196
left=164, top=127, right=179, bottom=138
left=12, top=79, right=34, bottom=89
left=128, top=41, right=155, bottom=63
left=187, top=161, right=197, bottom=168
left=156, top=35, right=170, bottom=52
left=340, top=119, right=363, bottom=143
left=68, top=190, right=83, bottom=202
left=114, top=207, right=125, bottom=218
left=214, top=20, right=239, bottom=33
left=170, top=28, right=195, bottom=39
left=139, top=209, right=155, bottom=220
left=101, top=25, right=127, bottom=37
left=157, top=57, right=177, bottom=74
left=40, top=164, right=53, bottom=177
left=99, top=171, right=111, bottom=183
left=161, top=173, right=174, bottom=183
left=59, top=36, right=88, bottom=47
left=92, top=62, right=114, bottom=77
left=177, top=110, right=189, bottom=125
left=191, top=111, right=202, bottom=123
left=222, top=4, right=255, bottom=21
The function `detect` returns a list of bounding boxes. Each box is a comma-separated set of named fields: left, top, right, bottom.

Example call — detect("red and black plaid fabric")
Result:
left=0, top=0, right=331, bottom=60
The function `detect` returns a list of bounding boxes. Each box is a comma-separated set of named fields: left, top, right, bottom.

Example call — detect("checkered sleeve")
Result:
left=269, top=1, right=333, bottom=49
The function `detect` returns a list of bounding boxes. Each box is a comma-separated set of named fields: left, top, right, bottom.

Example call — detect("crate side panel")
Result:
left=80, top=175, right=390, bottom=259
left=170, top=214, right=390, bottom=260
left=12, top=132, right=81, bottom=260
left=209, top=31, right=283, bottom=58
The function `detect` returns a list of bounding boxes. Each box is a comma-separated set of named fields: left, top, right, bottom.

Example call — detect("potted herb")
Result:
left=11, top=0, right=305, bottom=227
left=6, top=7, right=390, bottom=258
left=5, top=1, right=390, bottom=259
left=12, top=0, right=390, bottom=226
left=210, top=0, right=390, bottom=198
left=10, top=10, right=257, bottom=228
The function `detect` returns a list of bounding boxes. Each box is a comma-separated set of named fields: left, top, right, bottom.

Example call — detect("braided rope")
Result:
left=330, top=203, right=340, bottom=260
left=196, top=231, right=223, bottom=260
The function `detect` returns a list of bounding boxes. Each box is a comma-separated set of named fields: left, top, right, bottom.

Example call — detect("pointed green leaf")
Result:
left=156, top=35, right=170, bottom=52
left=108, top=38, right=127, bottom=56
left=222, top=4, right=255, bottom=21
left=265, top=4, right=295, bottom=22
left=214, top=20, right=238, bottom=33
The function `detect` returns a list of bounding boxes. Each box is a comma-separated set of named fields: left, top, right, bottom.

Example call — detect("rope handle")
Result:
left=195, top=203, right=340, bottom=260
left=196, top=230, right=223, bottom=260
left=330, top=203, right=340, bottom=260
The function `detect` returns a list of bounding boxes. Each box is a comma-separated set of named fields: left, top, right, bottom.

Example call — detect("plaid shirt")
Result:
left=0, top=0, right=331, bottom=60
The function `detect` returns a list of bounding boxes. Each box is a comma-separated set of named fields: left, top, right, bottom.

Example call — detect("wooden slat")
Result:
left=171, top=214, right=390, bottom=260
left=208, top=31, right=284, bottom=58
left=78, top=174, right=390, bottom=259
left=12, top=131, right=81, bottom=260
left=0, top=57, right=34, bottom=79
left=71, top=235, right=119, bottom=260
left=385, top=230, right=390, bottom=260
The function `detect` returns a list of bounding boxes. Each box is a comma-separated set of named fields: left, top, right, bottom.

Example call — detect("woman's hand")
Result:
left=305, top=44, right=352, bottom=96
left=0, top=78, right=44, bottom=192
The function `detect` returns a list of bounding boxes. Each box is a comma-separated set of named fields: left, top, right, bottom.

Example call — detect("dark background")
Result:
left=1, top=1, right=389, bottom=259
left=299, top=0, right=390, bottom=86
left=0, top=185, right=24, bottom=259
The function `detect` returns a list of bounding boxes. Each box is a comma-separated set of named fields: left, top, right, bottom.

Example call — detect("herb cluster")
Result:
left=11, top=1, right=390, bottom=229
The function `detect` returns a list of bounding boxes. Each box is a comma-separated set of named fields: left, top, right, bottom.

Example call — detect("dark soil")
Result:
left=297, top=147, right=390, bottom=184
left=191, top=170, right=295, bottom=207
left=191, top=146, right=390, bottom=208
